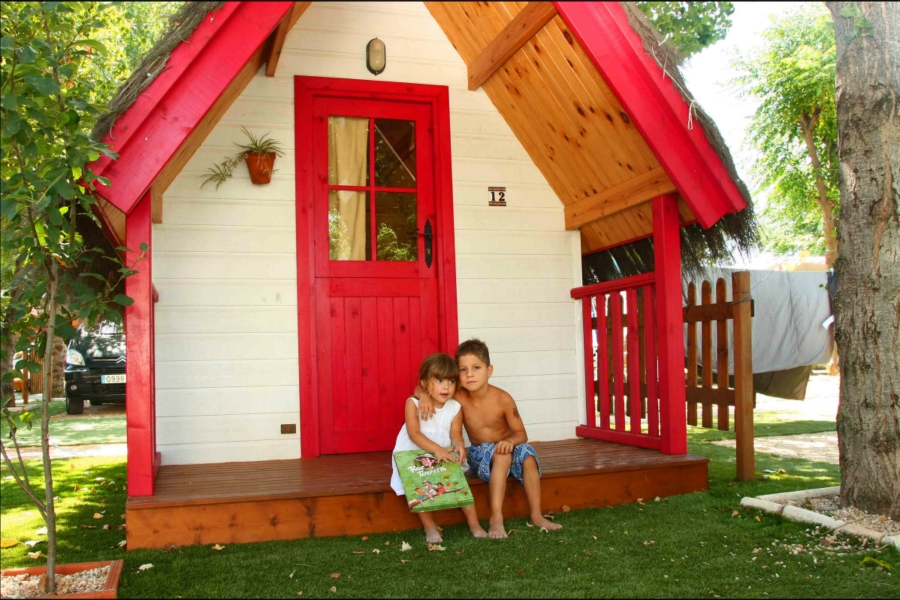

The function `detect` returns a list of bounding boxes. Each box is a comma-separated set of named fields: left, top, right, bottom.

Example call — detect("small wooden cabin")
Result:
left=86, top=2, right=752, bottom=549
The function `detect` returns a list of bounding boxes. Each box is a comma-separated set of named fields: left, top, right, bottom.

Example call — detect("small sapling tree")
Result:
left=0, top=2, right=145, bottom=592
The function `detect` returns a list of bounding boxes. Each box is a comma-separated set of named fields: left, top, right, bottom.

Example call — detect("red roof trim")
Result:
left=554, top=2, right=747, bottom=229
left=88, top=2, right=293, bottom=215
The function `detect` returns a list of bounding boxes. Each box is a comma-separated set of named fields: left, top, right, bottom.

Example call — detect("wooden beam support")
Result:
left=565, top=167, right=677, bottom=230
left=265, top=2, right=311, bottom=78
left=467, top=2, right=558, bottom=91
left=150, top=183, right=163, bottom=224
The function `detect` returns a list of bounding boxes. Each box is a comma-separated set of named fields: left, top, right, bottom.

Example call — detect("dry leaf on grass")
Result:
left=539, top=527, right=549, bottom=533
left=138, top=564, right=153, bottom=571
left=103, top=525, right=110, bottom=530
left=35, top=527, right=47, bottom=536
left=400, top=541, right=413, bottom=552
left=456, top=550, right=465, bottom=556
left=428, top=544, right=446, bottom=552
left=330, top=573, right=341, bottom=579
left=289, top=570, right=295, bottom=579
left=655, top=497, right=661, bottom=502
left=384, top=541, right=391, bottom=546
left=508, top=529, right=516, bottom=536
left=297, top=592, right=303, bottom=596
left=329, top=586, right=337, bottom=593
left=562, top=505, right=571, bottom=513
left=361, top=536, right=369, bottom=541
left=23, top=540, right=44, bottom=548
left=117, top=540, right=127, bottom=548
left=542, top=514, right=556, bottom=521
left=372, top=549, right=380, bottom=554
left=212, top=544, right=225, bottom=551
left=27, top=551, right=44, bottom=559
left=755, top=516, right=761, bottom=522
left=401, top=559, right=409, bottom=564
left=82, top=525, right=97, bottom=529
left=732, top=510, right=740, bottom=517
left=93, top=513, right=103, bottom=519
left=591, top=535, right=597, bottom=541
left=643, top=541, right=655, bottom=546
left=352, top=551, right=365, bottom=555
left=526, top=522, right=534, bottom=528
left=1, top=538, right=20, bottom=548
left=118, top=525, right=127, bottom=530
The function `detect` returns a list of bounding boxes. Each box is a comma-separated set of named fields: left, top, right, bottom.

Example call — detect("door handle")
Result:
left=408, top=219, right=433, bottom=268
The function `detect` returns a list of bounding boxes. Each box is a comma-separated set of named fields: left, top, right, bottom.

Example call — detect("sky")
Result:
left=680, top=2, right=809, bottom=269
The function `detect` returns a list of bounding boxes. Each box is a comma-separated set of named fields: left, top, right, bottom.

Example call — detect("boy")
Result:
left=416, top=339, right=562, bottom=539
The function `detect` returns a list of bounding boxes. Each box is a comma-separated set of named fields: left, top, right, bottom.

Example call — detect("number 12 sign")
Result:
left=488, top=186, right=506, bottom=207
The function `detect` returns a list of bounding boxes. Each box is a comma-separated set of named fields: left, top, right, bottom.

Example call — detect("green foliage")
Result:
left=636, top=2, right=735, bottom=58
left=731, top=4, right=838, bottom=258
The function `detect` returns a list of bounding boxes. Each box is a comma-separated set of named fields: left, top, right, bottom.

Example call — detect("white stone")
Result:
left=781, top=505, right=845, bottom=529
left=757, top=486, right=841, bottom=504
left=740, top=497, right=784, bottom=514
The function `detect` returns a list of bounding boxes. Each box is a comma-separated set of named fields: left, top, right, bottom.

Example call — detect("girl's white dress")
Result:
left=390, top=397, right=463, bottom=496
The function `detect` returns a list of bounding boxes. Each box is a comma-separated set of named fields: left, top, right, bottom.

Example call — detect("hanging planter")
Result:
left=245, top=152, right=278, bottom=184
left=202, top=127, right=285, bottom=189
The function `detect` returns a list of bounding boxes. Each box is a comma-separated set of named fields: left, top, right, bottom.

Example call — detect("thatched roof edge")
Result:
left=91, top=2, right=226, bottom=142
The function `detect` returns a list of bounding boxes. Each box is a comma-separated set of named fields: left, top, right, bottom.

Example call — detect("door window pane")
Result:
left=329, top=190, right=371, bottom=260
left=374, top=119, right=416, bottom=188
left=376, top=193, right=417, bottom=262
left=328, top=116, right=369, bottom=186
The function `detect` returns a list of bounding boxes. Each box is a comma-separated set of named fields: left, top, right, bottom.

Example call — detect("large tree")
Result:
left=825, top=1, right=900, bottom=520
left=637, top=1, right=735, bottom=59
left=733, top=5, right=839, bottom=266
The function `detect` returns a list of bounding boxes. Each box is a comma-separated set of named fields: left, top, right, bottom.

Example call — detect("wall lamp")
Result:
left=367, top=38, right=386, bottom=75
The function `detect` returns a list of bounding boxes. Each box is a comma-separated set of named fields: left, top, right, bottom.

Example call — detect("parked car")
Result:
left=64, top=321, right=126, bottom=414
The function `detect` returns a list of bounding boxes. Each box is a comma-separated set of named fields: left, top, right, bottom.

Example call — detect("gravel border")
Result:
left=741, top=486, right=900, bottom=549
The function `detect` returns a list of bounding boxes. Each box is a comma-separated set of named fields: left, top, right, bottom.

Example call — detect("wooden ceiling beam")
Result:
left=467, top=2, right=558, bottom=91
left=565, top=166, right=676, bottom=230
left=265, top=2, right=311, bottom=78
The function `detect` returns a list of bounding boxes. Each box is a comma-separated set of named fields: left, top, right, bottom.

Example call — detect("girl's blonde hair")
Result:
left=418, top=352, right=458, bottom=384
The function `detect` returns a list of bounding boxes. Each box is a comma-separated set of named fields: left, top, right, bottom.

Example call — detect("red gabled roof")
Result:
left=88, top=2, right=293, bottom=215
left=88, top=1, right=746, bottom=229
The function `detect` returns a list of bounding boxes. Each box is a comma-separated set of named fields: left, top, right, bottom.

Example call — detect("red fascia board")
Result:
left=554, top=2, right=747, bottom=229
left=90, top=2, right=240, bottom=179
left=89, top=2, right=293, bottom=215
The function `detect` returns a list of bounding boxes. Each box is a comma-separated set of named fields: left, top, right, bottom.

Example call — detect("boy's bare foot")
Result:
left=468, top=521, right=489, bottom=538
left=529, top=515, right=563, bottom=531
left=424, top=526, right=443, bottom=544
left=488, top=518, right=508, bottom=539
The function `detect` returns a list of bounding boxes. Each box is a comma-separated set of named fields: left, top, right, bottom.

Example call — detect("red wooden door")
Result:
left=312, top=96, right=439, bottom=455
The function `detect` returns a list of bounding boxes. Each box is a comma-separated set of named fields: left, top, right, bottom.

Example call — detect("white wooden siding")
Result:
left=154, top=1, right=582, bottom=465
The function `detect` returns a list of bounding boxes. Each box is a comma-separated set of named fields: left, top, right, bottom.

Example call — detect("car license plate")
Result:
left=101, top=374, right=126, bottom=384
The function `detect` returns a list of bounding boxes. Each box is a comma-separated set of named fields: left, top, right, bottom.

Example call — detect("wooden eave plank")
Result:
left=468, top=1, right=558, bottom=90
left=87, top=2, right=294, bottom=215
left=565, top=167, right=676, bottom=229
left=265, top=2, right=311, bottom=77
left=554, top=2, right=747, bottom=227
left=92, top=196, right=126, bottom=251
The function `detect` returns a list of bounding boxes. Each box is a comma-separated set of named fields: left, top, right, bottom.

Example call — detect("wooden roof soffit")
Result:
left=468, top=2, right=558, bottom=90
left=565, top=166, right=675, bottom=230
left=265, top=2, right=311, bottom=78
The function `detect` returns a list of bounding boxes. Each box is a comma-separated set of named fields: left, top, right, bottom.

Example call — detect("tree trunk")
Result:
left=42, top=260, right=59, bottom=592
left=826, top=1, right=900, bottom=520
left=2, top=327, right=16, bottom=406
left=799, top=111, right=840, bottom=268
left=51, top=335, right=66, bottom=397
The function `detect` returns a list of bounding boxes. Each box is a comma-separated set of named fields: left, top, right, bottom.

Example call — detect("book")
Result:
left=392, top=449, right=475, bottom=513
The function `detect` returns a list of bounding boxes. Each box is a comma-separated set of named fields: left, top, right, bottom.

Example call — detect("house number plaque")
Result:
left=488, top=186, right=507, bottom=207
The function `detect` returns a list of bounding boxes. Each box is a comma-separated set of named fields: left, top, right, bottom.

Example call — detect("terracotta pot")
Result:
left=1, top=559, right=124, bottom=599
left=245, top=152, right=277, bottom=184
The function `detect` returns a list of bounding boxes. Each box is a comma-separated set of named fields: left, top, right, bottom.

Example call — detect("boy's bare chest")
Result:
left=460, top=401, right=507, bottom=433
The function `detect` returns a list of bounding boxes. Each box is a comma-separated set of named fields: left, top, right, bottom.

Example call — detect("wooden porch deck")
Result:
left=125, top=439, right=708, bottom=549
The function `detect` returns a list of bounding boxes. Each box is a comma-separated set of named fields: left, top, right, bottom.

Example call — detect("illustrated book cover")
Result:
left=392, top=449, right=474, bottom=513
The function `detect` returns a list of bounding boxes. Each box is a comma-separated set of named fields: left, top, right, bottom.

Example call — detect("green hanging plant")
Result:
left=202, top=127, right=286, bottom=189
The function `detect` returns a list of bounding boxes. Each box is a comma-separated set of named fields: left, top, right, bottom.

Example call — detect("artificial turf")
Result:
left=2, top=430, right=897, bottom=598
left=1, top=399, right=126, bottom=447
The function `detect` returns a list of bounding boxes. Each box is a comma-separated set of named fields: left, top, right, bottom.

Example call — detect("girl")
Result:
left=390, top=353, right=488, bottom=543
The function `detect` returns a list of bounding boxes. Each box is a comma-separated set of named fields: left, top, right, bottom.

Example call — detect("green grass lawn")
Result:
left=2, top=400, right=126, bottom=447
left=2, top=426, right=897, bottom=598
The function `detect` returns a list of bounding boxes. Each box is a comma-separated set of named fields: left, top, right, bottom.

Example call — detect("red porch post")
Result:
left=125, top=193, right=157, bottom=496
left=653, top=194, right=687, bottom=454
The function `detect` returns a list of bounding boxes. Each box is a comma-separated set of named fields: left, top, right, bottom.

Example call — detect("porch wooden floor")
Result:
left=125, top=439, right=708, bottom=549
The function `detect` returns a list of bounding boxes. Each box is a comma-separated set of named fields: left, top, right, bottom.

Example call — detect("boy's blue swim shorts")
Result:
left=467, top=442, right=542, bottom=484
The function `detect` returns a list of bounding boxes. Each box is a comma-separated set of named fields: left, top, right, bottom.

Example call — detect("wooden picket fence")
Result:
left=15, top=347, right=45, bottom=403
left=684, top=271, right=755, bottom=480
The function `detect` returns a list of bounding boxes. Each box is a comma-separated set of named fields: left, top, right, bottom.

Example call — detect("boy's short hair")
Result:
left=455, top=338, right=491, bottom=366
left=418, top=353, right=458, bottom=383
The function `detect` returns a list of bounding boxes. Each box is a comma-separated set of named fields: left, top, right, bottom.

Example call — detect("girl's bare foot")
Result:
left=468, top=521, right=488, bottom=538
left=424, top=526, right=443, bottom=544
left=488, top=517, right=508, bottom=539
left=529, top=515, right=563, bottom=530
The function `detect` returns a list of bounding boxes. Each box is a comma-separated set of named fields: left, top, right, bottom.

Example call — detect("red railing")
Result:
left=572, top=273, right=662, bottom=450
